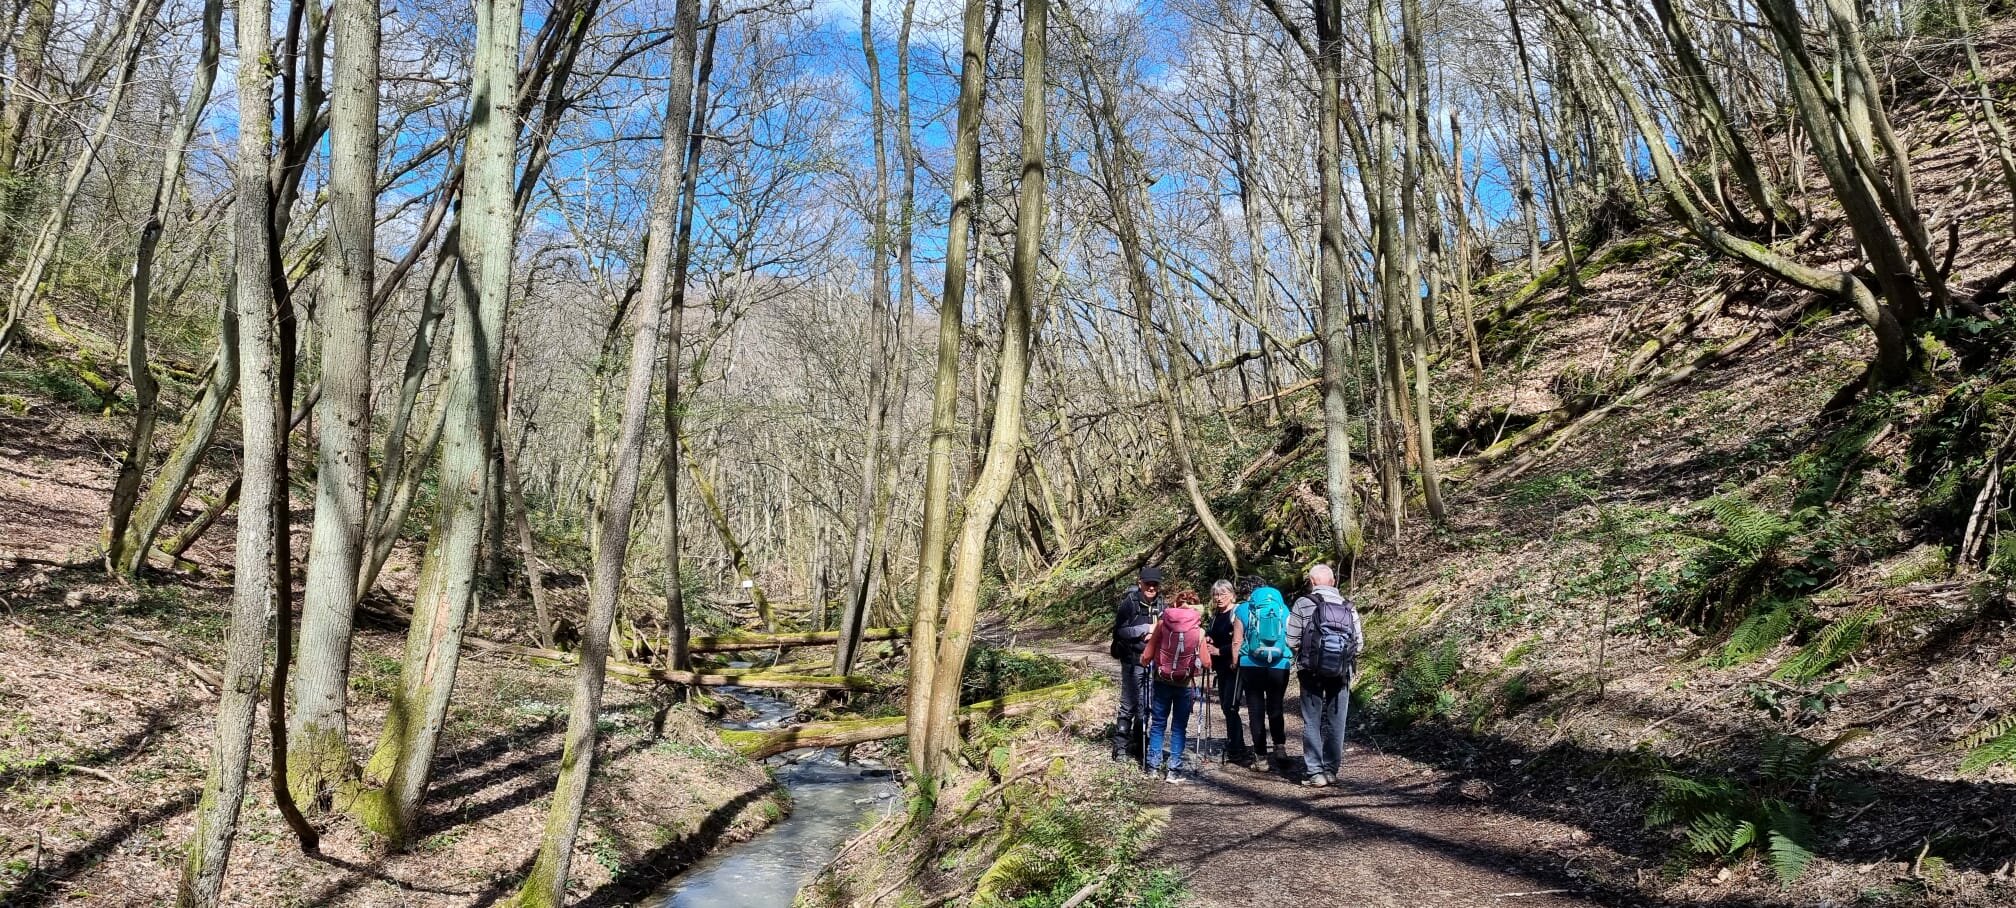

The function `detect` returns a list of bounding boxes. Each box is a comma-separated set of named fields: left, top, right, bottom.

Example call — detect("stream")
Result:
left=651, top=681, right=898, bottom=907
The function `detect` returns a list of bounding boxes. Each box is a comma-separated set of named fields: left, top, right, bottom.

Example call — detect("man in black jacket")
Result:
left=1110, top=566, right=1164, bottom=766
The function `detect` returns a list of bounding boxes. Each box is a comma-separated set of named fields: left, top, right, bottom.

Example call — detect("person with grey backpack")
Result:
left=1287, top=564, right=1361, bottom=788
left=1109, top=566, right=1165, bottom=767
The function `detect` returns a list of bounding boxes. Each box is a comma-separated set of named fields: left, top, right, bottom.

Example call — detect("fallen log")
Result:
left=608, top=663, right=875, bottom=691
left=718, top=680, right=1098, bottom=760
left=687, top=626, right=909, bottom=653
left=459, top=635, right=875, bottom=690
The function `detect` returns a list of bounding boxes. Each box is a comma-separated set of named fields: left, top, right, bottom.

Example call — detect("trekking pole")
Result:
left=1228, top=666, right=1243, bottom=766
left=1198, top=668, right=1214, bottom=768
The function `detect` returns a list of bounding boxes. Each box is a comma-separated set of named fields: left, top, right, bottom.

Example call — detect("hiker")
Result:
left=1140, top=588, right=1207, bottom=783
left=1235, top=576, right=1292, bottom=772
left=1109, top=565, right=1164, bottom=766
left=1288, top=564, right=1362, bottom=788
left=1205, top=579, right=1247, bottom=765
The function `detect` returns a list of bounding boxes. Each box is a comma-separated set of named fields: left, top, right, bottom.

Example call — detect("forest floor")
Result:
left=0, top=397, right=788, bottom=907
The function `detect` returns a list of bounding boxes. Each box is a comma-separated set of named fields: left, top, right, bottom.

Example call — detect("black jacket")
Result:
left=1109, top=586, right=1160, bottom=661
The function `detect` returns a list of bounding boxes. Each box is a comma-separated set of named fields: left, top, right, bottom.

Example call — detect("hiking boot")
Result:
left=1301, top=773, right=1331, bottom=788
left=1110, top=745, right=1127, bottom=763
left=1165, top=768, right=1191, bottom=785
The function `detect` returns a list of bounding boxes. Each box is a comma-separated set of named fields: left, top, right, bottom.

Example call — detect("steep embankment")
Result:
left=0, top=401, right=787, bottom=906
left=1025, top=24, right=2016, bottom=908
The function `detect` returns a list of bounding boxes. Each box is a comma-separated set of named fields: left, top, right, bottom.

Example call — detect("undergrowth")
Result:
left=1646, top=731, right=1866, bottom=885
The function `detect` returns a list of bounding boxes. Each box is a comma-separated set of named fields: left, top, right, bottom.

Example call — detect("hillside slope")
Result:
left=1031, top=21, right=2016, bottom=908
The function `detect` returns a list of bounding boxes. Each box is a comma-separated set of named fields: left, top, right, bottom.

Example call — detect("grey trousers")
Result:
left=1299, top=673, right=1350, bottom=778
left=1114, top=662, right=1153, bottom=758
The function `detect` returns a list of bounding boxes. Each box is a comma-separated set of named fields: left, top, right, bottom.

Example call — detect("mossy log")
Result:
left=687, top=626, right=909, bottom=653
left=718, top=680, right=1097, bottom=760
left=607, top=662, right=874, bottom=691
left=458, top=634, right=874, bottom=690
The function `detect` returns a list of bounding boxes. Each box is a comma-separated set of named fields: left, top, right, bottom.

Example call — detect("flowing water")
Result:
left=651, top=684, right=898, bottom=908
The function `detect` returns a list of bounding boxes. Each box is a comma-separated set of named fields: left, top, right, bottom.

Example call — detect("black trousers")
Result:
left=1240, top=665, right=1290, bottom=756
left=1215, top=663, right=1249, bottom=757
left=1113, top=662, right=1153, bottom=758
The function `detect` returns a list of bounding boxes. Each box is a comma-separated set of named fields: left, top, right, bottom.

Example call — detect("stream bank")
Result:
left=652, top=685, right=898, bottom=907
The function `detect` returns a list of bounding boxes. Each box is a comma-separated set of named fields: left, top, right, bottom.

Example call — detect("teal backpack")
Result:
left=1241, top=587, right=1291, bottom=667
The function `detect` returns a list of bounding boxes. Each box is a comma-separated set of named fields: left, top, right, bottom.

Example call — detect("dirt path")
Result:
left=1039, top=639, right=1644, bottom=908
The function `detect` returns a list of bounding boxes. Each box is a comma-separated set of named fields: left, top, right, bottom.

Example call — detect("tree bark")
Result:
left=918, top=0, right=1044, bottom=782
left=836, top=0, right=899, bottom=678
left=507, top=1, right=688, bottom=888
left=1395, top=0, right=1445, bottom=522
left=906, top=0, right=989, bottom=782
left=358, top=0, right=522, bottom=849
left=1314, top=0, right=1363, bottom=562
left=288, top=0, right=380, bottom=813
left=107, top=0, right=223, bottom=574
left=660, top=0, right=716, bottom=674
left=177, top=0, right=279, bottom=898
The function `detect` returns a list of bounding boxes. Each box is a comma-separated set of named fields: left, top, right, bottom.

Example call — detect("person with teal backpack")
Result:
left=1235, top=577, right=1293, bottom=772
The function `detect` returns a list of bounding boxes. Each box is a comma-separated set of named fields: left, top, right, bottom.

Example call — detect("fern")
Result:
left=1708, top=495, right=1801, bottom=557
left=1645, top=733, right=1843, bottom=886
left=1714, top=600, right=1798, bottom=667
left=1766, top=830, right=1816, bottom=885
left=1383, top=637, right=1463, bottom=725
left=1773, top=606, right=1883, bottom=682
left=1960, top=715, right=2016, bottom=774
left=1661, top=493, right=1812, bottom=628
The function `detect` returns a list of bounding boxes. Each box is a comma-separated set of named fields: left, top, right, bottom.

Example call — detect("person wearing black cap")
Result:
left=1109, top=565, right=1164, bottom=766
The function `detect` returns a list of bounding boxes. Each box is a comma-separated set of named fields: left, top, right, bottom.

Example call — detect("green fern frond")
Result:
left=1960, top=717, right=2016, bottom=774
left=1759, top=735, right=1809, bottom=783
left=1715, top=601, right=1797, bottom=667
left=1708, top=495, right=1799, bottom=556
left=1766, top=830, right=1816, bottom=885
left=1773, top=606, right=1883, bottom=682
left=1960, top=714, right=2016, bottom=750
left=1727, top=820, right=1758, bottom=855
left=1686, top=814, right=1737, bottom=855
left=973, top=843, right=1041, bottom=904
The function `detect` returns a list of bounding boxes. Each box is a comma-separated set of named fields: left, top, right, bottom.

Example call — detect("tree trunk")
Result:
left=918, top=0, right=1045, bottom=783
left=508, top=0, right=688, bottom=889
left=1315, top=0, right=1362, bottom=563
left=1395, top=0, right=1445, bottom=522
left=836, top=0, right=898, bottom=678
left=502, top=417, right=553, bottom=647
left=122, top=298, right=239, bottom=573
left=1547, top=0, right=1908, bottom=379
left=288, top=0, right=379, bottom=813
left=107, top=0, right=223, bottom=574
left=660, top=0, right=716, bottom=674
left=906, top=0, right=988, bottom=782
left=1954, top=0, right=2016, bottom=228
left=1506, top=0, right=1582, bottom=295
left=177, top=0, right=279, bottom=898
left=680, top=433, right=775, bottom=630
left=1076, top=39, right=1241, bottom=574
left=357, top=0, right=521, bottom=849
left=1447, top=111, right=1485, bottom=377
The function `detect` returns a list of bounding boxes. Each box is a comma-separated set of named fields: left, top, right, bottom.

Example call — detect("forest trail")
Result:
left=1040, top=639, right=1629, bottom=908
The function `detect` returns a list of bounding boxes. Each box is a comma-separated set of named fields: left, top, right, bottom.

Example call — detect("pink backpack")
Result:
left=1151, top=606, right=1204, bottom=682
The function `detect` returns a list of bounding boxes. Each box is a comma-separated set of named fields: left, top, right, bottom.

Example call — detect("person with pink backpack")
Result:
left=1138, top=588, right=1207, bottom=783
